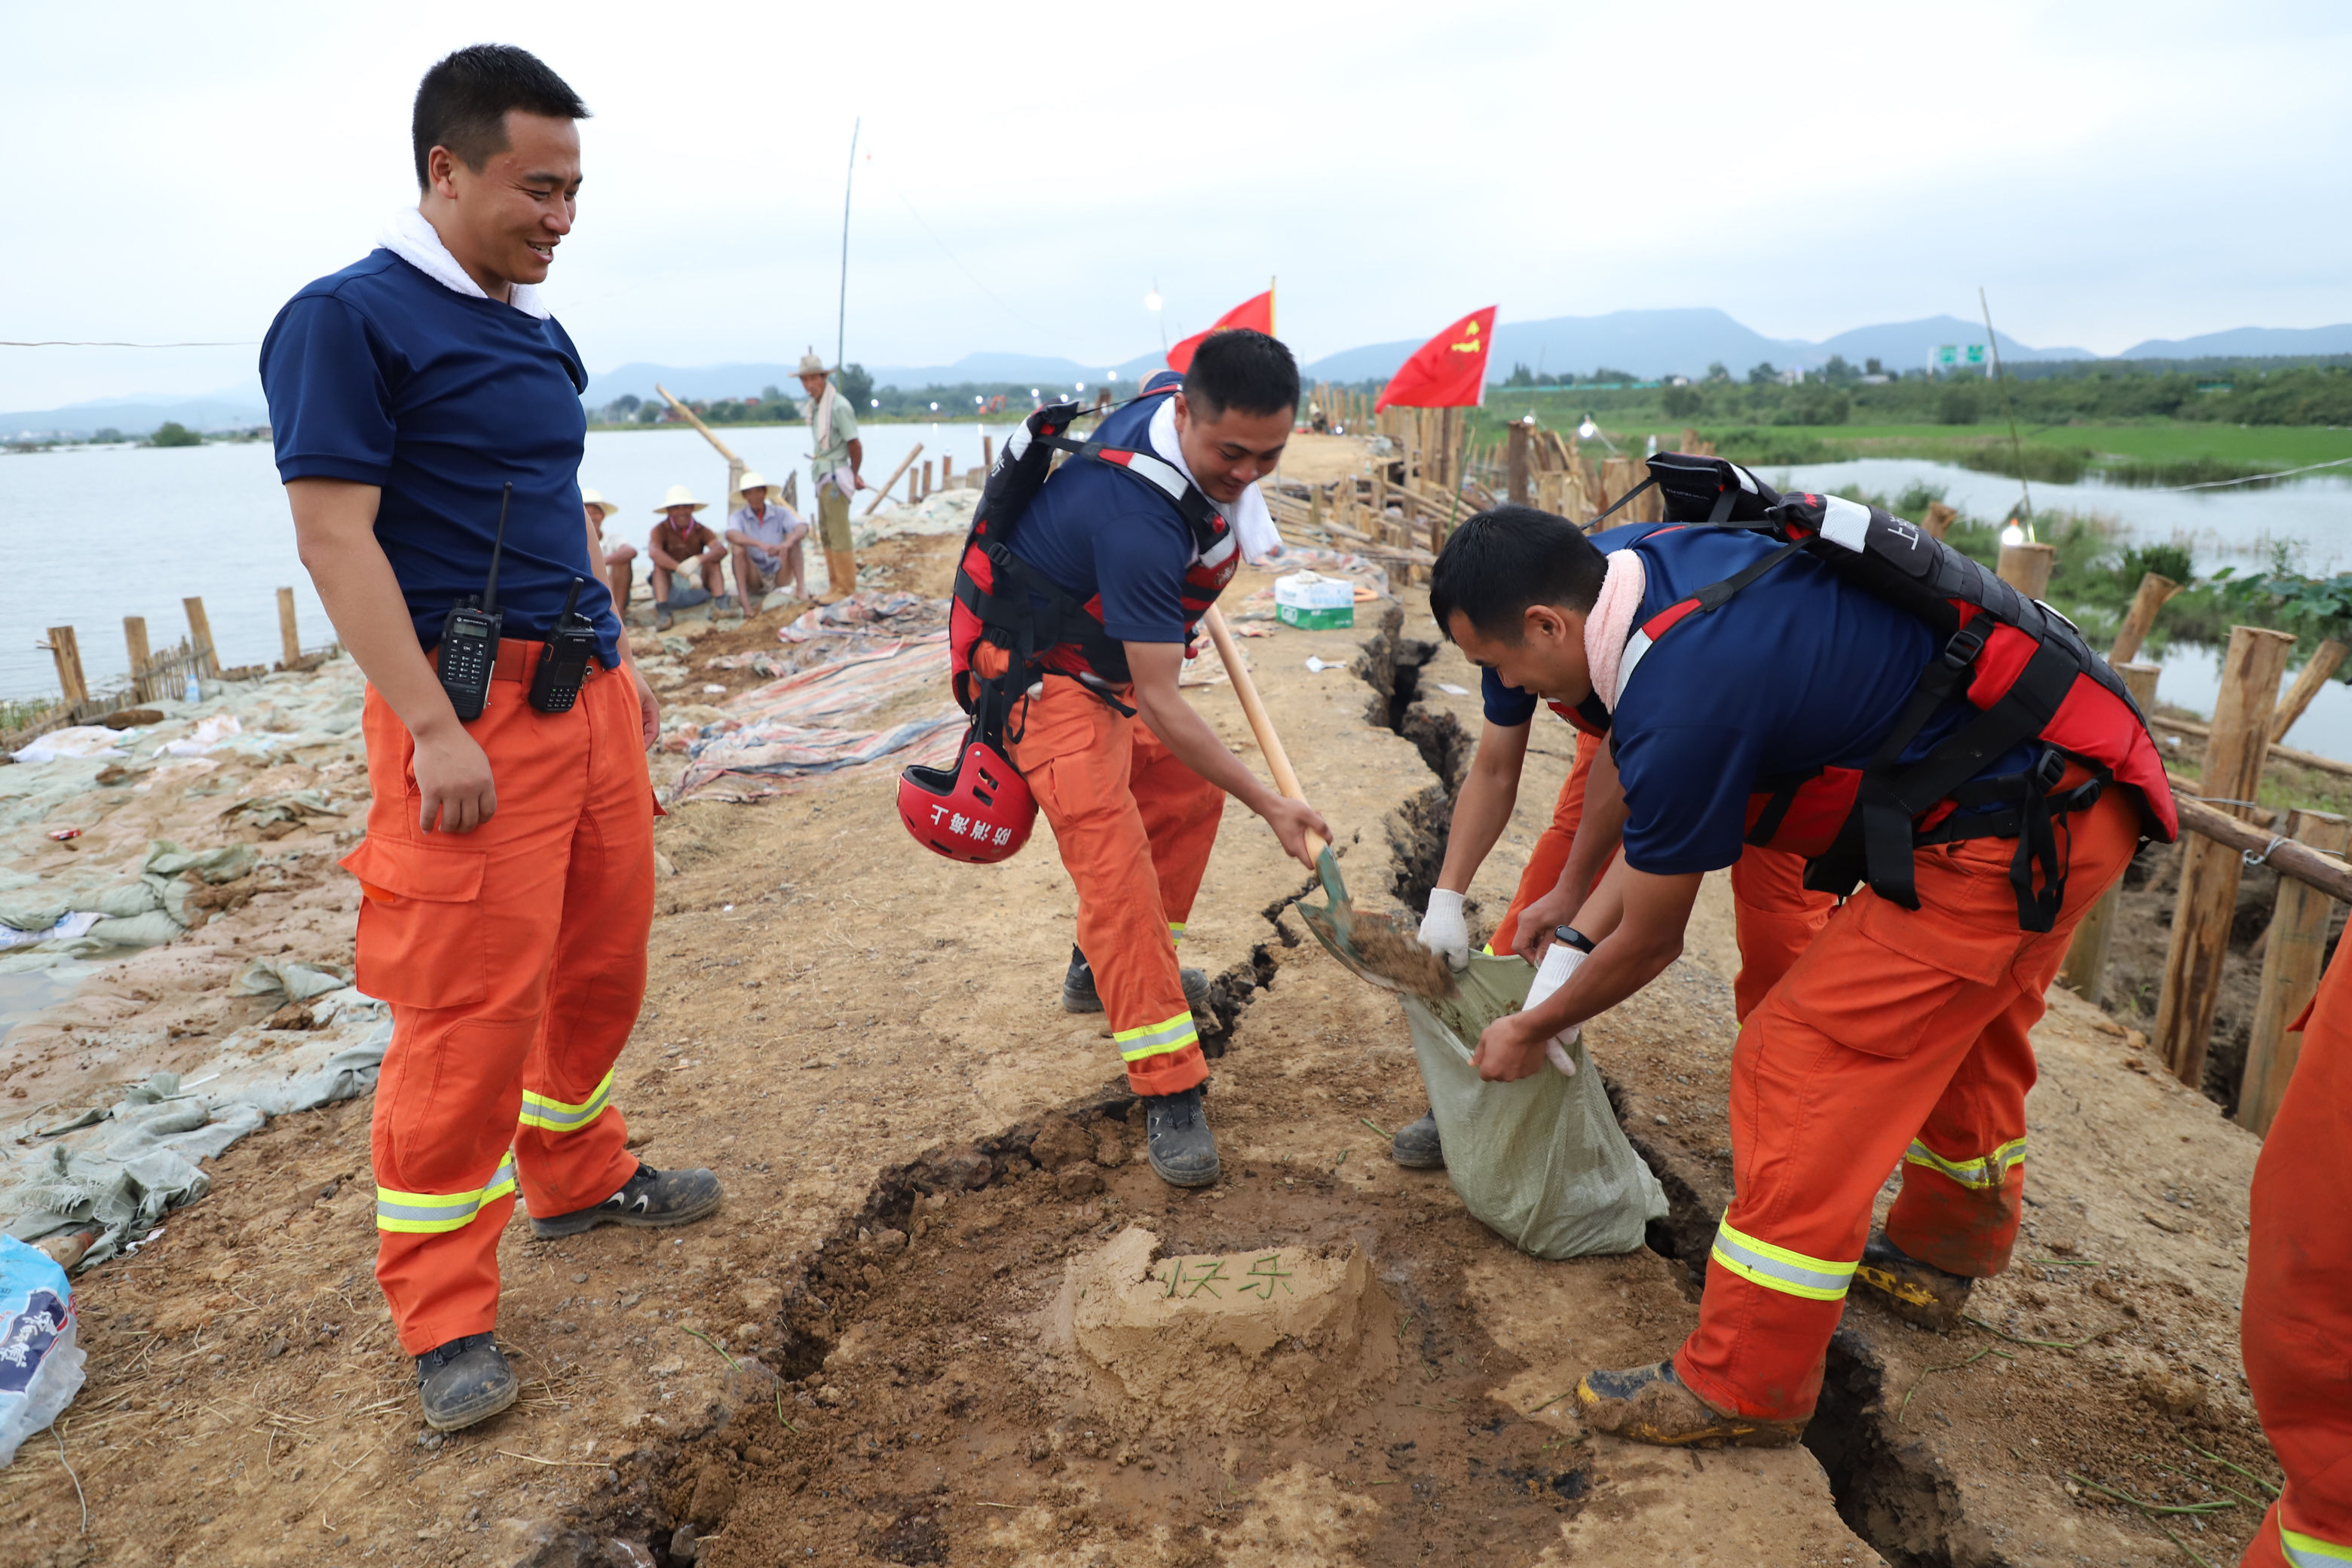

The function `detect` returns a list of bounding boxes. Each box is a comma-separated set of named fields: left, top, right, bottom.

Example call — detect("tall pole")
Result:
left=1979, top=286, right=2033, bottom=541
left=836, top=117, right=859, bottom=371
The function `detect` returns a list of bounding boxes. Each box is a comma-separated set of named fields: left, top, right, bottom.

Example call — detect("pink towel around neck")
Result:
left=1582, top=548, right=1649, bottom=712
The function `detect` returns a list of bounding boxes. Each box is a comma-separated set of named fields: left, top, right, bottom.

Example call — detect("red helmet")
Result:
left=898, top=737, right=1037, bottom=864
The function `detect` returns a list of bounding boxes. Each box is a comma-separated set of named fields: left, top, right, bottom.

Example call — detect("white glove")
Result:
left=1524, top=939, right=1585, bottom=1077
left=1417, top=889, right=1472, bottom=971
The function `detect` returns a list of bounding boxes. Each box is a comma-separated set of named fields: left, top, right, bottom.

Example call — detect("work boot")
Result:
left=654, top=602, right=673, bottom=631
left=1575, top=1361, right=1805, bottom=1449
left=415, top=1333, right=518, bottom=1432
left=529, top=1162, right=724, bottom=1239
left=1061, top=948, right=1211, bottom=1017
left=1390, top=1110, right=1444, bottom=1169
left=1854, top=1232, right=1974, bottom=1330
left=1142, top=1086, right=1220, bottom=1187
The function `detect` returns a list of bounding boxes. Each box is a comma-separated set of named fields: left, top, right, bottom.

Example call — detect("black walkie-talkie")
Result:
left=436, top=482, right=510, bottom=721
left=528, top=577, right=599, bottom=713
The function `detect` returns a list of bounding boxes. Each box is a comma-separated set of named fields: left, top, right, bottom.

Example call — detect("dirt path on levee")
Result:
left=2, top=524, right=2281, bottom=1568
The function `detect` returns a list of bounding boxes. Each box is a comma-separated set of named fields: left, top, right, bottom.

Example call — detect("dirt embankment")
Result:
left=0, top=527, right=2287, bottom=1568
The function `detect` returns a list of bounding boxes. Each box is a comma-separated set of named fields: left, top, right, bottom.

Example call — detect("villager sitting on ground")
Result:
left=1426, top=495, right=2172, bottom=1448
left=952, top=332, right=1325, bottom=1188
left=2237, top=933, right=2352, bottom=1567
left=259, top=42, right=721, bottom=1435
left=798, top=350, right=863, bottom=604
left=724, top=469, right=807, bottom=611
left=1402, top=515, right=1833, bottom=1172
left=648, top=484, right=726, bottom=629
left=583, top=485, right=636, bottom=617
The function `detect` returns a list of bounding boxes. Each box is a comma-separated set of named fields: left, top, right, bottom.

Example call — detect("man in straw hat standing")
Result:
left=724, top=470, right=807, bottom=613
left=647, top=484, right=725, bottom=629
left=259, top=44, right=722, bottom=1435
left=796, top=349, right=863, bottom=604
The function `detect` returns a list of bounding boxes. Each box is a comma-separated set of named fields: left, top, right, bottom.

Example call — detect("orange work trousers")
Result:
left=978, top=648, right=1223, bottom=1097
left=1489, top=730, right=1833, bottom=1021
left=1674, top=787, right=2141, bottom=1421
left=2240, top=939, right=2352, bottom=1567
left=345, top=644, right=651, bottom=1356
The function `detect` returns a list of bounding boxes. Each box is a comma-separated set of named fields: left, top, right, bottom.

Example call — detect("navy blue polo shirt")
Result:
left=260, top=250, right=621, bottom=665
left=1482, top=525, right=2034, bottom=876
left=1005, top=391, right=1200, bottom=644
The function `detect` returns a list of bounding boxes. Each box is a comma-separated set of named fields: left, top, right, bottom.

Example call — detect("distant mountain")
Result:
left=590, top=351, right=1168, bottom=403
left=0, top=394, right=268, bottom=439
left=1302, top=309, right=2089, bottom=385
left=2117, top=324, right=2352, bottom=359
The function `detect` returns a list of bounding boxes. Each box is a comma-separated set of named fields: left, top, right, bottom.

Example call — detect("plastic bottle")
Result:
left=0, top=1235, right=86, bottom=1468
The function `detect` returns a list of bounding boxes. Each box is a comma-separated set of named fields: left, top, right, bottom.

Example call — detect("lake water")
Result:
left=0, top=420, right=1018, bottom=700
left=5, top=442, right=2347, bottom=759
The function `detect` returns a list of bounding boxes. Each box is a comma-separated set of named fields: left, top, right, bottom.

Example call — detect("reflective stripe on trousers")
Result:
left=2286, top=1527, right=2352, bottom=1565
left=1710, top=1220, right=1858, bottom=1303
left=1904, top=1135, right=2026, bottom=1190
left=519, top=1067, right=616, bottom=1135
left=1116, top=1010, right=1199, bottom=1064
left=376, top=1156, right=519, bottom=1235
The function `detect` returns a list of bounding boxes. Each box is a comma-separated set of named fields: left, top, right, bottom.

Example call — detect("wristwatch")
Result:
left=1553, top=925, right=1597, bottom=954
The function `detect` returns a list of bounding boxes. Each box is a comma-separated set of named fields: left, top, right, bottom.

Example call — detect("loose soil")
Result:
left=0, top=517, right=2292, bottom=1568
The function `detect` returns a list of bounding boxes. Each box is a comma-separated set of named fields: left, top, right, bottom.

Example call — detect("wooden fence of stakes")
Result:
left=3, top=590, right=340, bottom=755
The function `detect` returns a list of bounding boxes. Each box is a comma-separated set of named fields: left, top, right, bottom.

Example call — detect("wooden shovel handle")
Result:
left=1202, top=605, right=1328, bottom=860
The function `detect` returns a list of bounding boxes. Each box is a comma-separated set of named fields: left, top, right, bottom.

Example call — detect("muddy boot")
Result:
left=416, top=1332, right=517, bottom=1432
left=529, top=1162, right=724, bottom=1239
left=1390, top=1110, right=1444, bottom=1169
left=1854, top=1232, right=1974, bottom=1330
left=1061, top=948, right=1211, bottom=1018
left=1574, top=1361, right=1805, bottom=1449
left=1142, top=1086, right=1220, bottom=1187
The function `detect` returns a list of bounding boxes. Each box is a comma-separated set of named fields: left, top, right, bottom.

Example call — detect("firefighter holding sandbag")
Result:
left=899, top=333, right=1326, bottom=1187
left=1428, top=476, right=2174, bottom=1447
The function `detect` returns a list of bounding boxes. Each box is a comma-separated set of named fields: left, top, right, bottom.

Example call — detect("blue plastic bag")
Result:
left=0, top=1236, right=84, bottom=1468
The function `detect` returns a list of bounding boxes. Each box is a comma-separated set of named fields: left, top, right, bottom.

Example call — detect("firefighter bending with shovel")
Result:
left=899, top=332, right=1326, bottom=1187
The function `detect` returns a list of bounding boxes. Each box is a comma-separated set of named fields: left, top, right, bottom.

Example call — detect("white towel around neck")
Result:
left=375, top=207, right=551, bottom=320
left=1146, top=394, right=1284, bottom=565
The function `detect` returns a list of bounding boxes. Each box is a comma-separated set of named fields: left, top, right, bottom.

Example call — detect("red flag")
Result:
left=1375, top=306, right=1498, bottom=410
left=1165, top=289, right=1276, bottom=373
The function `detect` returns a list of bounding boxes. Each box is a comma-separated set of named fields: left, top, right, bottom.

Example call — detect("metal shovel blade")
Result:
left=1292, top=846, right=1459, bottom=1000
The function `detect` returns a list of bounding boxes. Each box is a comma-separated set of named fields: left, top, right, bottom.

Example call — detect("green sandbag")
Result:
left=1402, top=953, right=1667, bottom=1260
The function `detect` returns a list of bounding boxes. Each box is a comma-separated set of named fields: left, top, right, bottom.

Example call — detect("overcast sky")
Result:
left=7, top=0, right=2348, bottom=409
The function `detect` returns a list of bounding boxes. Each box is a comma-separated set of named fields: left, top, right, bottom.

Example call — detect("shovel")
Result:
left=1202, top=607, right=1456, bottom=999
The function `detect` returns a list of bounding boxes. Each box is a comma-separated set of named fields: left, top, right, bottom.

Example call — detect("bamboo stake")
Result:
left=653, top=384, right=744, bottom=462
left=277, top=587, right=302, bottom=668
left=123, top=617, right=153, bottom=704
left=2109, top=572, right=2182, bottom=665
left=1202, top=605, right=1325, bottom=862
left=2238, top=808, right=2350, bottom=1135
left=861, top=444, right=925, bottom=517
left=1506, top=422, right=1530, bottom=505
left=1996, top=542, right=2056, bottom=600
left=2154, top=626, right=2295, bottom=1087
left=1922, top=501, right=1958, bottom=541
left=2060, top=663, right=2161, bottom=1003
left=47, top=626, right=87, bottom=707
left=2271, top=639, right=2347, bottom=743
left=182, top=596, right=218, bottom=677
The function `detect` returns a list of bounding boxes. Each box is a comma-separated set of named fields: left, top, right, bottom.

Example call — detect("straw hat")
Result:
left=654, top=484, right=709, bottom=513
left=737, top=470, right=770, bottom=495
left=795, top=350, right=831, bottom=378
left=580, top=485, right=615, bottom=519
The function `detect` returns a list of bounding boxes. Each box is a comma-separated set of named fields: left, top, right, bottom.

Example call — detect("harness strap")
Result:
left=1583, top=474, right=1658, bottom=532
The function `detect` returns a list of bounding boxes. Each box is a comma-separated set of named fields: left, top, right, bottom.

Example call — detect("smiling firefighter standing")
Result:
left=260, top=45, right=722, bottom=1433
left=1425, top=468, right=2175, bottom=1447
left=899, top=332, right=1328, bottom=1187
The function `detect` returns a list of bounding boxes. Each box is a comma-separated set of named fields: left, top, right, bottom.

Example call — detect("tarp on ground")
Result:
left=671, top=634, right=963, bottom=803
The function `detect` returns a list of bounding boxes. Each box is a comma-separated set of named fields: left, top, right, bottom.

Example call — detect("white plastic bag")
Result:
left=1401, top=953, right=1667, bottom=1260
left=0, top=1236, right=85, bottom=1468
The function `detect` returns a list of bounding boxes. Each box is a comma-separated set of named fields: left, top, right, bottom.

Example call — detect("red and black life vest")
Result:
left=1570, top=453, right=2179, bottom=932
left=948, top=385, right=1238, bottom=732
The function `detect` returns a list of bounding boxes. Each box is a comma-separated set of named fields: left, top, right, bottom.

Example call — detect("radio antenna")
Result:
left=482, top=482, right=512, bottom=614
